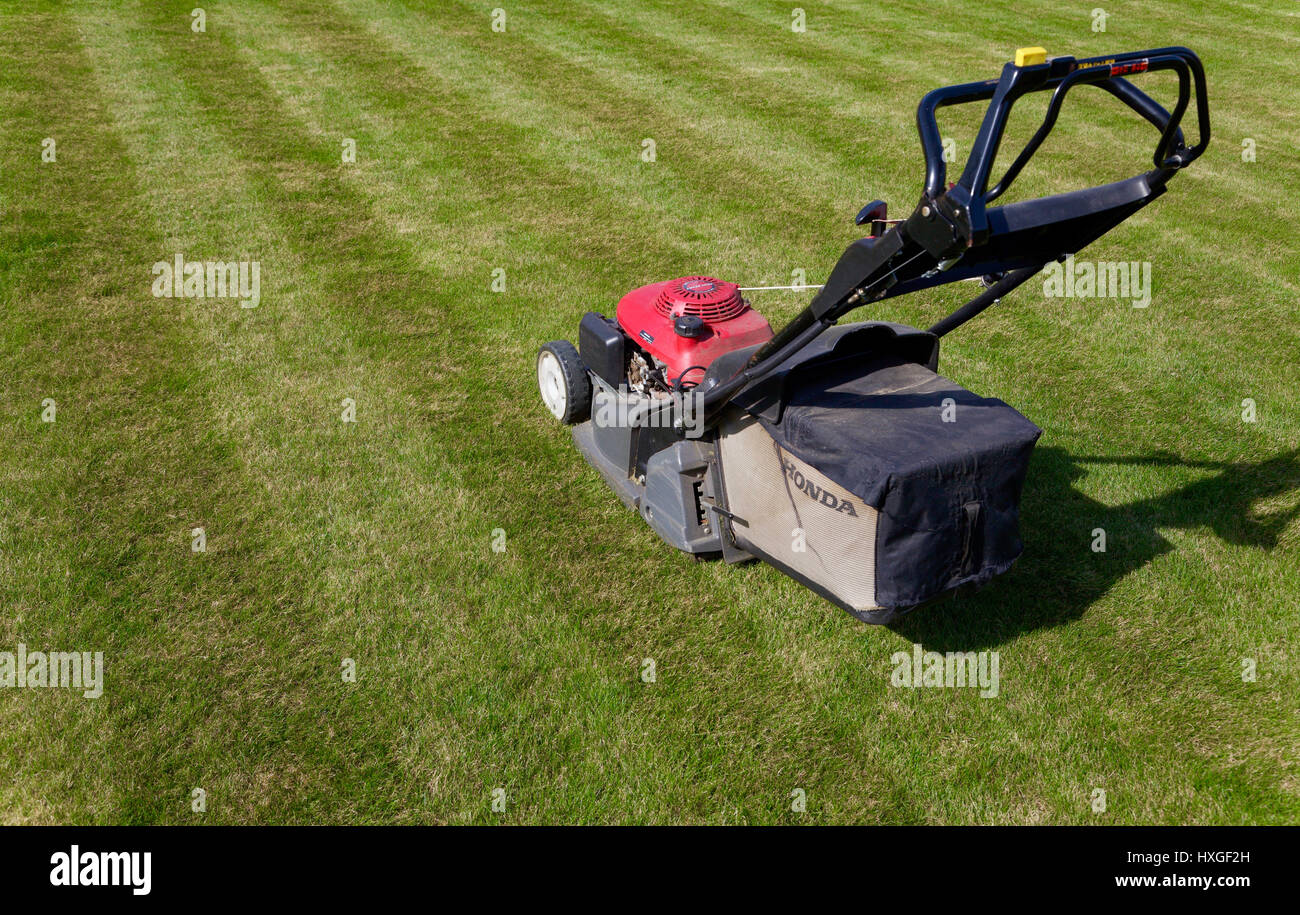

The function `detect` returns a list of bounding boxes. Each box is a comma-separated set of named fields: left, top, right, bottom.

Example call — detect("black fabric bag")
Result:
left=734, top=322, right=1041, bottom=614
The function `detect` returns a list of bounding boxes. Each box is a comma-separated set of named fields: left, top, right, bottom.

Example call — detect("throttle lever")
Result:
left=854, top=199, right=889, bottom=236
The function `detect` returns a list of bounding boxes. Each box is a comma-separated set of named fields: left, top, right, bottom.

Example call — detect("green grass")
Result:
left=0, top=0, right=1296, bottom=824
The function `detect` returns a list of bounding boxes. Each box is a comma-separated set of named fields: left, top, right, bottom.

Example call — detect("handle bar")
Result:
left=700, top=47, right=1210, bottom=426
left=918, top=47, right=1209, bottom=204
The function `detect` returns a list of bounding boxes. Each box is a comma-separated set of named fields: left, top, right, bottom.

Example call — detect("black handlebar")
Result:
left=917, top=47, right=1209, bottom=204
left=702, top=47, right=1210, bottom=426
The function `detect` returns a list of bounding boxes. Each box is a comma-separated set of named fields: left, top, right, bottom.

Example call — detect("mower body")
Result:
left=568, top=317, right=1040, bottom=623
left=538, top=46, right=1209, bottom=622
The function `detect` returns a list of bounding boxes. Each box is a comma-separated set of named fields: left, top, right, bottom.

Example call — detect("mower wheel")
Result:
left=537, top=340, right=591, bottom=424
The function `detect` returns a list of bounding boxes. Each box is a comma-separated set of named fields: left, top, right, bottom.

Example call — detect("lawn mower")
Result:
left=537, top=47, right=1210, bottom=623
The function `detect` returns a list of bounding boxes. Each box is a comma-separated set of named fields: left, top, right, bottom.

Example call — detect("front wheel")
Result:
left=536, top=340, right=591, bottom=424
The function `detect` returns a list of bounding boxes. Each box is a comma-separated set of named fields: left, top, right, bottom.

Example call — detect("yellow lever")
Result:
left=1014, top=46, right=1047, bottom=67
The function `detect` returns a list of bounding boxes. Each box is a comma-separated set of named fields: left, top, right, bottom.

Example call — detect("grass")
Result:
left=0, top=0, right=1296, bottom=824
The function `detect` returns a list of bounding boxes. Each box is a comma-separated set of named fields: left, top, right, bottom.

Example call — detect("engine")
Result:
left=587, top=276, right=772, bottom=395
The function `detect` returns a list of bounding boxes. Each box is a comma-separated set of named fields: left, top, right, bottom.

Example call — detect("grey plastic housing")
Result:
left=639, top=440, right=719, bottom=554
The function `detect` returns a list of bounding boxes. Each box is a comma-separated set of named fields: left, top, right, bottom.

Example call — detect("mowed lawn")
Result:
left=0, top=0, right=1296, bottom=825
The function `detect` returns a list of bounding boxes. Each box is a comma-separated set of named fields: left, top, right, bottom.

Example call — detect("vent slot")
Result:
left=653, top=276, right=746, bottom=322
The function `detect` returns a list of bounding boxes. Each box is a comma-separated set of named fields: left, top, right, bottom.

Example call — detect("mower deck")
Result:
left=572, top=420, right=641, bottom=512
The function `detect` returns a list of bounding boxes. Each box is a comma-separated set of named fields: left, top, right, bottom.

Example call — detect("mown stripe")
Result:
left=0, top=5, right=333, bottom=822
left=348, top=0, right=859, bottom=256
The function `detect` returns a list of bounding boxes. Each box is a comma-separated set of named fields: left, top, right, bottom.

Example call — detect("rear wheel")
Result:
left=537, top=341, right=591, bottom=424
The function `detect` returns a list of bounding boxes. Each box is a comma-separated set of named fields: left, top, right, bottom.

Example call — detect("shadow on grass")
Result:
left=890, top=446, right=1300, bottom=651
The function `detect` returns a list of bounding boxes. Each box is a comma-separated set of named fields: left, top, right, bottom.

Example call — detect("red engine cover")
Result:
left=615, top=276, right=773, bottom=386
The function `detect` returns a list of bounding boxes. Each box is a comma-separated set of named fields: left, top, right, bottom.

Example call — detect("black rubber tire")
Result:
left=536, top=340, right=591, bottom=424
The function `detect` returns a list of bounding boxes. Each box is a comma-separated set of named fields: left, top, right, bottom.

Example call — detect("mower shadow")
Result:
left=888, top=446, right=1300, bottom=652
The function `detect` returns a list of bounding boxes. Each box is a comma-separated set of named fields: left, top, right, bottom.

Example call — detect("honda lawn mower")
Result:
left=537, top=47, right=1209, bottom=623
